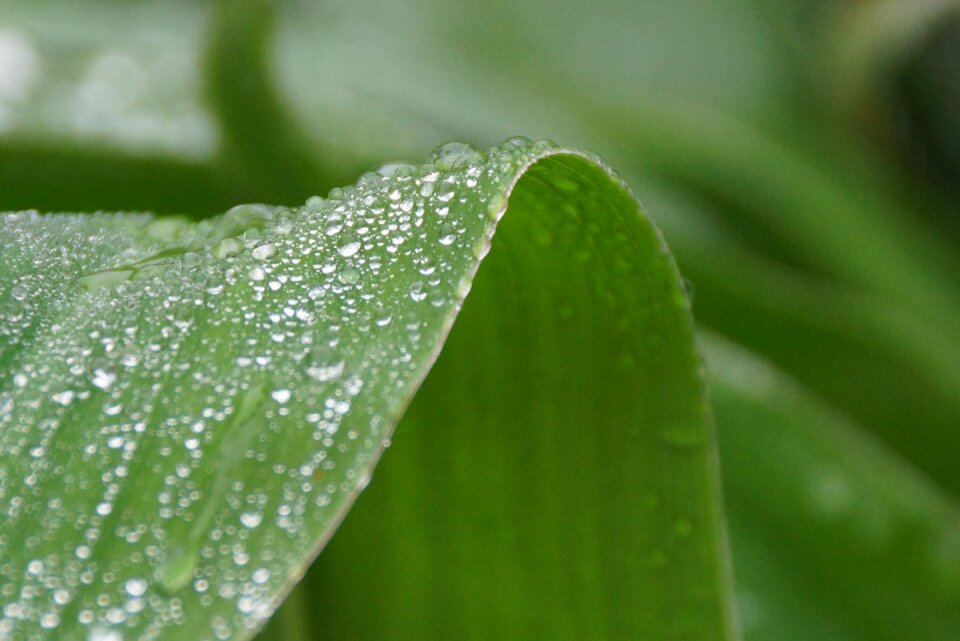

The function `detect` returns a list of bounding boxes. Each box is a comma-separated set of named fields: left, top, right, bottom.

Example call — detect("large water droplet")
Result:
left=154, top=547, right=197, bottom=595
left=501, top=135, right=533, bottom=150
left=271, top=388, right=291, bottom=404
left=337, top=235, right=361, bottom=258
left=78, top=269, right=134, bottom=291
left=428, top=142, right=485, bottom=171
left=91, top=367, right=117, bottom=391
left=306, top=344, right=345, bottom=382
left=375, top=162, right=416, bottom=178
left=251, top=242, right=275, bottom=261
left=212, top=238, right=244, bottom=260
left=219, top=203, right=274, bottom=237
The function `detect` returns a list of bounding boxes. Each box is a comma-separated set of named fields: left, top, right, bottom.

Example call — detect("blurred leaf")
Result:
left=638, top=176, right=960, bottom=497
left=0, top=140, right=736, bottom=640
left=258, top=0, right=960, bottom=498
left=269, top=0, right=796, bottom=159
left=0, top=1, right=230, bottom=215
left=703, top=333, right=960, bottom=641
left=201, top=0, right=358, bottom=205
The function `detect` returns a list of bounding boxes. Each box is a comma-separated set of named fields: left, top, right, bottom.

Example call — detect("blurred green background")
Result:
left=2, top=0, right=959, bottom=639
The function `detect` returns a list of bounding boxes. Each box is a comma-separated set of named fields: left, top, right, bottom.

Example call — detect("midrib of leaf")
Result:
left=0, top=140, right=737, bottom=640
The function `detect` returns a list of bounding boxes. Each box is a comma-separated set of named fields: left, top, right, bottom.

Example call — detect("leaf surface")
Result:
left=0, top=140, right=736, bottom=640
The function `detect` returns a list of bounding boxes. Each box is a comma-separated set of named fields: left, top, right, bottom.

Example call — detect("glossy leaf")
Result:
left=0, top=140, right=736, bottom=640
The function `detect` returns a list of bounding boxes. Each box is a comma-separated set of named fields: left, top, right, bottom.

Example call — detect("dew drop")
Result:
left=220, top=203, right=274, bottom=237
left=91, top=367, right=117, bottom=391
left=52, top=390, right=75, bottom=406
left=501, top=135, right=533, bottom=149
left=271, top=388, right=291, bottom=404
left=438, top=223, right=457, bottom=246
left=337, top=236, right=361, bottom=258
left=78, top=269, right=134, bottom=290
left=409, top=282, right=427, bottom=302
left=39, top=613, right=59, bottom=629
left=154, top=547, right=197, bottom=594
left=240, top=512, right=263, bottom=529
left=306, top=345, right=344, bottom=382
left=338, top=267, right=360, bottom=285
left=124, top=578, right=147, bottom=597
left=251, top=242, right=275, bottom=260
left=273, top=210, right=295, bottom=235
left=428, top=141, right=485, bottom=171
left=304, top=195, right=326, bottom=212
left=375, top=162, right=416, bottom=178
left=212, top=238, right=244, bottom=259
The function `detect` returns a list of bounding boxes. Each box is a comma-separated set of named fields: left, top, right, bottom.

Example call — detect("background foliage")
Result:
left=1, top=0, right=959, bottom=639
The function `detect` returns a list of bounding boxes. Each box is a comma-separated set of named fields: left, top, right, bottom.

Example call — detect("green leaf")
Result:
left=702, top=333, right=960, bottom=641
left=636, top=172, right=960, bottom=497
left=0, top=140, right=736, bottom=640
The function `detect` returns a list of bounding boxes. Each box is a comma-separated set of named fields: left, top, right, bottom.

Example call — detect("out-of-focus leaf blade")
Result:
left=0, top=140, right=736, bottom=640
left=0, top=1, right=227, bottom=215
left=703, top=333, right=960, bottom=641
left=637, top=173, right=960, bottom=497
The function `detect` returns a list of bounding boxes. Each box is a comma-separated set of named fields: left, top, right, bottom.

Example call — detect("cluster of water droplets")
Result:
left=0, top=138, right=554, bottom=640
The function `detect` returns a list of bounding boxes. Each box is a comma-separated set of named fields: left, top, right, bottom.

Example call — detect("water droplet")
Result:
left=532, top=138, right=558, bottom=152
left=304, top=195, right=326, bottom=212
left=337, top=236, right=361, bottom=258
left=306, top=345, right=344, bottom=382
left=124, top=578, right=147, bottom=597
left=273, top=210, right=295, bottom=235
left=220, top=203, right=274, bottom=237
left=39, top=613, right=59, bottom=629
left=271, top=388, right=291, bottom=404
left=375, top=162, right=416, bottom=178
left=409, top=282, right=427, bottom=302
left=78, top=269, right=134, bottom=290
left=438, top=222, right=457, bottom=246
left=52, top=390, right=75, bottom=406
left=428, top=141, right=485, bottom=171
left=338, top=266, right=360, bottom=285
left=212, top=237, right=244, bottom=259
left=251, top=242, right=275, bottom=260
left=91, top=367, right=116, bottom=391
left=154, top=547, right=197, bottom=594
left=501, top=135, right=533, bottom=149
left=11, top=283, right=29, bottom=301
left=240, top=512, right=263, bottom=529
